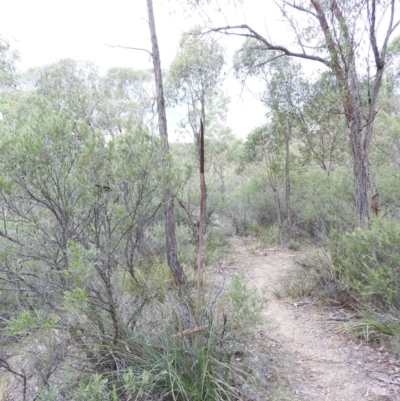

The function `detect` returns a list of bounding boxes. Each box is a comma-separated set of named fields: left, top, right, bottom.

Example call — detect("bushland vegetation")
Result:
left=1, top=0, right=400, bottom=398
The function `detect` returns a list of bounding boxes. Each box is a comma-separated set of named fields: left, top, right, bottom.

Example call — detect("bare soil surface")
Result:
left=217, top=237, right=400, bottom=401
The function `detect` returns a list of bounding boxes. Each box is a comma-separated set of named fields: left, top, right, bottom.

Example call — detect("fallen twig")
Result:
left=282, top=301, right=312, bottom=307
left=368, top=373, right=400, bottom=386
left=171, top=325, right=208, bottom=339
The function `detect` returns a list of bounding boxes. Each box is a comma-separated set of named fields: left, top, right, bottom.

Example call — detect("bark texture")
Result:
left=146, top=0, right=186, bottom=285
left=285, top=122, right=292, bottom=239
left=196, top=118, right=205, bottom=327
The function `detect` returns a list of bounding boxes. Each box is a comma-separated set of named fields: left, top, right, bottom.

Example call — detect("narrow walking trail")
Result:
left=220, top=237, right=400, bottom=401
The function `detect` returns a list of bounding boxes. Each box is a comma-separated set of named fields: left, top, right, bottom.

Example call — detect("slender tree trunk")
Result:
left=285, top=122, right=292, bottom=240
left=196, top=118, right=205, bottom=328
left=146, top=0, right=186, bottom=285
left=345, top=69, right=376, bottom=224
left=269, top=175, right=283, bottom=245
left=349, top=126, right=370, bottom=224
left=200, top=94, right=207, bottom=235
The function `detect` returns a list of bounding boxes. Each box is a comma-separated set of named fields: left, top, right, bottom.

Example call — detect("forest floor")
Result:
left=214, top=236, right=400, bottom=401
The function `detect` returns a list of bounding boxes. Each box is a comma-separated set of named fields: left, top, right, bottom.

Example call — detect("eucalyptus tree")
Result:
left=99, top=67, right=157, bottom=138
left=382, top=35, right=400, bottom=115
left=299, top=73, right=349, bottom=172
left=235, top=53, right=304, bottom=239
left=0, top=35, right=18, bottom=89
left=244, top=125, right=285, bottom=243
left=266, top=58, right=311, bottom=238
left=168, top=26, right=225, bottom=145
left=21, top=59, right=101, bottom=130
left=146, top=0, right=186, bottom=285
left=189, top=0, right=400, bottom=224
left=168, top=26, right=225, bottom=233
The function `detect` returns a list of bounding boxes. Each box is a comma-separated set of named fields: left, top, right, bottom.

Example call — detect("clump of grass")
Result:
left=281, top=219, right=400, bottom=352
left=245, top=223, right=281, bottom=247
left=283, top=248, right=351, bottom=304
left=34, top=274, right=269, bottom=401
left=204, top=229, right=230, bottom=266
left=272, top=288, right=283, bottom=300
left=287, top=239, right=301, bottom=252
left=337, top=319, right=395, bottom=343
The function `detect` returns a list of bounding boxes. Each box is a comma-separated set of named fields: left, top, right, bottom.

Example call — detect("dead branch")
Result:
left=171, top=325, right=208, bottom=339
left=105, top=43, right=153, bottom=57
left=282, top=1, right=318, bottom=19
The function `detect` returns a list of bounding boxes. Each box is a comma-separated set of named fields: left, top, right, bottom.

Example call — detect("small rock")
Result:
left=368, top=386, right=390, bottom=400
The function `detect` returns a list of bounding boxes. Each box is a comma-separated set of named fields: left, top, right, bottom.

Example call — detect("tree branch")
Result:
left=381, top=0, right=400, bottom=61
left=330, top=0, right=352, bottom=71
left=203, top=24, right=328, bottom=65
left=0, top=357, right=27, bottom=401
left=310, top=0, right=344, bottom=80
left=282, top=1, right=318, bottom=19
left=105, top=43, right=153, bottom=57
left=0, top=230, right=23, bottom=246
left=369, top=0, right=384, bottom=70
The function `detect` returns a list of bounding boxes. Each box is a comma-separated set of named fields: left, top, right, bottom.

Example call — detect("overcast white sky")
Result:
left=1, top=0, right=289, bottom=140
left=2, top=1, right=398, bottom=140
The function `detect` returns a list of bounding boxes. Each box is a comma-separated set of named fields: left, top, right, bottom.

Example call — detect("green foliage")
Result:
left=290, top=167, right=355, bottom=239
left=245, top=222, right=281, bottom=246
left=204, top=229, right=229, bottom=265
left=329, top=218, right=400, bottom=310
left=283, top=247, right=347, bottom=302
left=167, top=25, right=227, bottom=142
left=337, top=319, right=395, bottom=343
left=4, top=17, right=400, bottom=394
left=287, top=239, right=301, bottom=251
left=227, top=273, right=268, bottom=333
left=168, top=25, right=225, bottom=107
left=0, top=36, right=19, bottom=87
left=290, top=219, right=400, bottom=313
left=0, top=60, right=270, bottom=399
left=34, top=275, right=267, bottom=401
left=6, top=310, right=59, bottom=337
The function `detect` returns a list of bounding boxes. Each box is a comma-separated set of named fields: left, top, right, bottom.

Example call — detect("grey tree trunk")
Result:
left=285, top=122, right=292, bottom=240
left=268, top=173, right=283, bottom=244
left=204, top=0, right=399, bottom=224
left=146, top=0, right=186, bottom=285
left=200, top=94, right=207, bottom=235
left=345, top=63, right=378, bottom=224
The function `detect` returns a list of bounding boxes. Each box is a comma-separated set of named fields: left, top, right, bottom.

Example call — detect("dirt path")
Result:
left=220, top=237, right=400, bottom=401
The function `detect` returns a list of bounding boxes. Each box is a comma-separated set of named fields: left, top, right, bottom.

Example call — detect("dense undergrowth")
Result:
left=1, top=29, right=400, bottom=399
left=278, top=218, right=400, bottom=351
left=18, top=274, right=267, bottom=401
left=0, top=84, right=270, bottom=399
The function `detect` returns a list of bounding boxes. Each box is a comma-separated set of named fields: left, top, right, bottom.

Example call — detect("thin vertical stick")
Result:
left=196, top=118, right=205, bottom=329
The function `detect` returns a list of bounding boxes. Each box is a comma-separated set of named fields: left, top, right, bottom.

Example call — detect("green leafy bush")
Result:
left=290, top=167, right=355, bottom=241
left=34, top=275, right=267, bottom=401
left=204, top=228, right=229, bottom=265
left=329, top=218, right=400, bottom=310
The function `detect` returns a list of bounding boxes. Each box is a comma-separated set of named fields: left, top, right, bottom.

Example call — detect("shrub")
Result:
left=329, top=218, right=400, bottom=310
left=204, top=228, right=229, bottom=266
left=32, top=274, right=268, bottom=401
left=290, top=167, right=355, bottom=241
